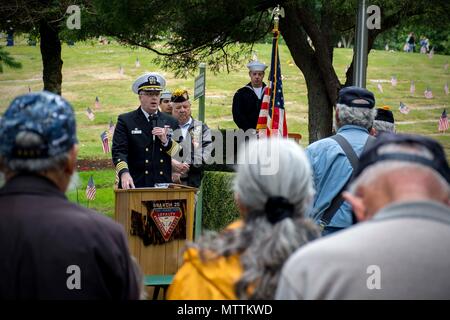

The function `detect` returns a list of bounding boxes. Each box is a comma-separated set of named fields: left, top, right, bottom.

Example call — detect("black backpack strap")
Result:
left=319, top=134, right=375, bottom=228
left=363, top=135, right=376, bottom=153
left=331, top=134, right=359, bottom=169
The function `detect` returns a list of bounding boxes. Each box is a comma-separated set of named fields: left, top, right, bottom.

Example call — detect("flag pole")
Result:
left=269, top=5, right=282, bottom=135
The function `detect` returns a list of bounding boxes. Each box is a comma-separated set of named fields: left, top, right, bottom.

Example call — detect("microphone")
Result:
left=150, top=113, right=158, bottom=142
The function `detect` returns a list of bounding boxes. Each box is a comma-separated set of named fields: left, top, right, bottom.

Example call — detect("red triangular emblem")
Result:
left=150, top=207, right=182, bottom=241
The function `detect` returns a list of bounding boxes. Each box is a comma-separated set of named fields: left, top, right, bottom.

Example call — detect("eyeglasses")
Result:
left=139, top=91, right=160, bottom=97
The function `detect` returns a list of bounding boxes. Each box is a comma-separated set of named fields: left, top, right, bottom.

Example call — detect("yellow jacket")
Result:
left=167, top=221, right=243, bottom=300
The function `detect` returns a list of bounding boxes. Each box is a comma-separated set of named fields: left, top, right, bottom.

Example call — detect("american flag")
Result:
left=86, top=107, right=95, bottom=121
left=85, top=175, right=96, bottom=201
left=424, top=88, right=433, bottom=99
left=391, top=76, right=397, bottom=86
left=256, top=30, right=287, bottom=137
left=445, top=82, right=449, bottom=95
left=377, top=83, right=383, bottom=93
left=108, top=119, right=115, bottom=140
left=135, top=58, right=140, bottom=68
left=100, top=130, right=110, bottom=153
left=399, top=101, right=410, bottom=114
left=94, top=96, right=101, bottom=109
left=438, top=109, right=449, bottom=132
left=410, top=80, right=415, bottom=95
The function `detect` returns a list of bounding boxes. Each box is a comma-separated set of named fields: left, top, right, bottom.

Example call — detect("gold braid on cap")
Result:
left=172, top=89, right=188, bottom=99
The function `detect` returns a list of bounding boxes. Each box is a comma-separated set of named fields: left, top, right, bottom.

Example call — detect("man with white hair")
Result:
left=169, top=89, right=212, bottom=188
left=305, top=86, right=377, bottom=235
left=276, top=133, right=450, bottom=299
left=0, top=92, right=140, bottom=299
left=232, top=60, right=267, bottom=131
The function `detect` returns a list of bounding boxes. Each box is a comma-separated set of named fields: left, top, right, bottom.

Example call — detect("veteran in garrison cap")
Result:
left=372, top=105, right=395, bottom=136
left=169, top=89, right=213, bottom=188
left=0, top=91, right=140, bottom=299
left=232, top=60, right=268, bottom=132
left=112, top=72, right=179, bottom=189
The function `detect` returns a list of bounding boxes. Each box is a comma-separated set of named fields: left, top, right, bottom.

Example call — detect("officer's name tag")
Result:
left=131, top=128, right=142, bottom=134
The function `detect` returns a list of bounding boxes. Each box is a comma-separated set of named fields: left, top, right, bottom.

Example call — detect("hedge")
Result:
left=201, top=171, right=240, bottom=232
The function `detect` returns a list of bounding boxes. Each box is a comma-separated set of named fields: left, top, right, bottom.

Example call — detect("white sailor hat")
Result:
left=132, top=72, right=166, bottom=94
left=246, top=60, right=267, bottom=72
left=160, top=90, right=172, bottom=100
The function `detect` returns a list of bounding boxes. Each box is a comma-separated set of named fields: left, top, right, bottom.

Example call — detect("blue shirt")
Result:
left=179, top=117, right=193, bottom=140
left=305, top=125, right=370, bottom=229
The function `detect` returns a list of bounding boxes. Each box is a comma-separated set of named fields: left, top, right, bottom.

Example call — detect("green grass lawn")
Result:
left=1, top=37, right=449, bottom=218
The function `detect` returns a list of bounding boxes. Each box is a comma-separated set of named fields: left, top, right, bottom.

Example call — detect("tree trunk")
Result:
left=282, top=36, right=334, bottom=143
left=304, top=70, right=334, bottom=142
left=281, top=3, right=337, bottom=143
left=39, top=20, right=62, bottom=95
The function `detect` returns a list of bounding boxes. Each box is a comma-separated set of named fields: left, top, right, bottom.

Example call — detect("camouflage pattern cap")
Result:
left=0, top=91, right=78, bottom=159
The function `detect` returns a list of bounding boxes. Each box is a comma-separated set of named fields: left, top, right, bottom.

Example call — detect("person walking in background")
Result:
left=406, top=32, right=416, bottom=52
left=419, top=35, right=429, bottom=54
left=167, top=138, right=320, bottom=299
left=276, top=133, right=450, bottom=299
left=0, top=92, right=140, bottom=299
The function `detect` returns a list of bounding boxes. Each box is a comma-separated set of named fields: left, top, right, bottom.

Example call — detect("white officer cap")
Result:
left=160, top=90, right=172, bottom=100
left=246, top=60, right=267, bottom=72
left=132, top=72, right=166, bottom=94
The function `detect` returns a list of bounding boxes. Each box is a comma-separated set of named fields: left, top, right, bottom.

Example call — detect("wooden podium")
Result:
left=114, top=185, right=197, bottom=277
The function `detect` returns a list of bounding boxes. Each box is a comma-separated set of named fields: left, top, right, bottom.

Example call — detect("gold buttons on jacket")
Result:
left=160, top=159, right=164, bottom=163
left=145, top=171, right=148, bottom=175
left=145, top=148, right=149, bottom=152
left=145, top=160, right=149, bottom=163
left=159, top=148, right=162, bottom=151
left=159, top=171, right=163, bottom=175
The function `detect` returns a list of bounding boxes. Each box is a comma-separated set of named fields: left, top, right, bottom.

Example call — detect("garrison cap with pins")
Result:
left=246, top=60, right=267, bottom=72
left=171, top=89, right=189, bottom=103
left=375, top=106, right=395, bottom=123
left=132, top=72, right=166, bottom=94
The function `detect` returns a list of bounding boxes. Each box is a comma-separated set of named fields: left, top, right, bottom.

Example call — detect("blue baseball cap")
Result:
left=338, top=86, right=375, bottom=109
left=0, top=91, right=78, bottom=159
left=354, top=132, right=450, bottom=183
